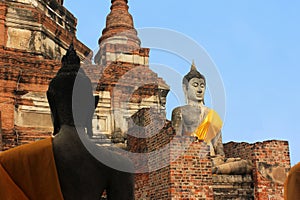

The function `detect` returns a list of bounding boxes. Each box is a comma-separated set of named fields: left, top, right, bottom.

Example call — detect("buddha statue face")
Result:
left=186, top=77, right=206, bottom=103
left=182, top=62, right=206, bottom=105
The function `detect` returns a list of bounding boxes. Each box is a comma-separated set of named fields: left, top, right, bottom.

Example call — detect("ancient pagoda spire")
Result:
left=98, top=0, right=140, bottom=48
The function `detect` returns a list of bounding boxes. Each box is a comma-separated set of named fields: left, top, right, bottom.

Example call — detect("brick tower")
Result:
left=97, top=0, right=141, bottom=63
left=86, top=0, right=169, bottom=142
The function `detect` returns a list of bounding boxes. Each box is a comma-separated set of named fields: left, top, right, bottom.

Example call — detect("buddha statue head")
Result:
left=182, top=61, right=206, bottom=105
left=47, top=44, right=98, bottom=135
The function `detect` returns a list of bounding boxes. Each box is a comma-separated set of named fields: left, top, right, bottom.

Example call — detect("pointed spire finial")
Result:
left=98, top=0, right=140, bottom=47
left=111, top=0, right=128, bottom=11
left=191, top=60, right=197, bottom=71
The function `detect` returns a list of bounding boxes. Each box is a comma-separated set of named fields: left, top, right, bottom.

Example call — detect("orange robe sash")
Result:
left=0, top=138, right=64, bottom=200
left=193, top=109, right=223, bottom=143
left=284, top=162, right=300, bottom=200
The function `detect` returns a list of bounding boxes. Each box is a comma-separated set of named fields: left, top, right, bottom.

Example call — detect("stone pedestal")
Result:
left=212, top=175, right=254, bottom=200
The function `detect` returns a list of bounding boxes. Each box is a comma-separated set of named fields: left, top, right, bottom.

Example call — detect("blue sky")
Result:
left=64, top=1, right=300, bottom=165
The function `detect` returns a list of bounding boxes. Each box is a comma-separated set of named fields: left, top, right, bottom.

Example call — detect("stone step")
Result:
left=212, top=174, right=254, bottom=200
left=213, top=188, right=254, bottom=200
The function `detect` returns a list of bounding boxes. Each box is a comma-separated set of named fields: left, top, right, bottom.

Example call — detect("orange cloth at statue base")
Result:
left=0, top=138, right=64, bottom=200
left=284, top=162, right=300, bottom=200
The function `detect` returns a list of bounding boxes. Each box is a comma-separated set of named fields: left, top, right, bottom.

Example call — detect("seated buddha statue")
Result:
left=171, top=62, right=252, bottom=175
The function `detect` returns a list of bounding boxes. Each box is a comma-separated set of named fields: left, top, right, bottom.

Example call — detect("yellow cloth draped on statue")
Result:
left=193, top=109, right=223, bottom=143
left=0, top=138, right=64, bottom=200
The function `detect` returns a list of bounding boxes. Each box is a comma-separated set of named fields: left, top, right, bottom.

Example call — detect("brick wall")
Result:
left=224, top=141, right=253, bottom=161
left=0, top=48, right=60, bottom=149
left=169, top=137, right=213, bottom=200
left=128, top=108, right=291, bottom=199
left=127, top=108, right=214, bottom=199
left=128, top=135, right=214, bottom=200
left=224, top=140, right=290, bottom=199
left=0, top=3, right=7, bottom=46
left=0, top=79, right=16, bottom=131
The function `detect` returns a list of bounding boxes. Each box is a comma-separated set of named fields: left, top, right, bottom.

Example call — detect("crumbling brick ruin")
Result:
left=0, top=0, right=90, bottom=149
left=0, top=0, right=290, bottom=199
left=127, top=108, right=290, bottom=199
